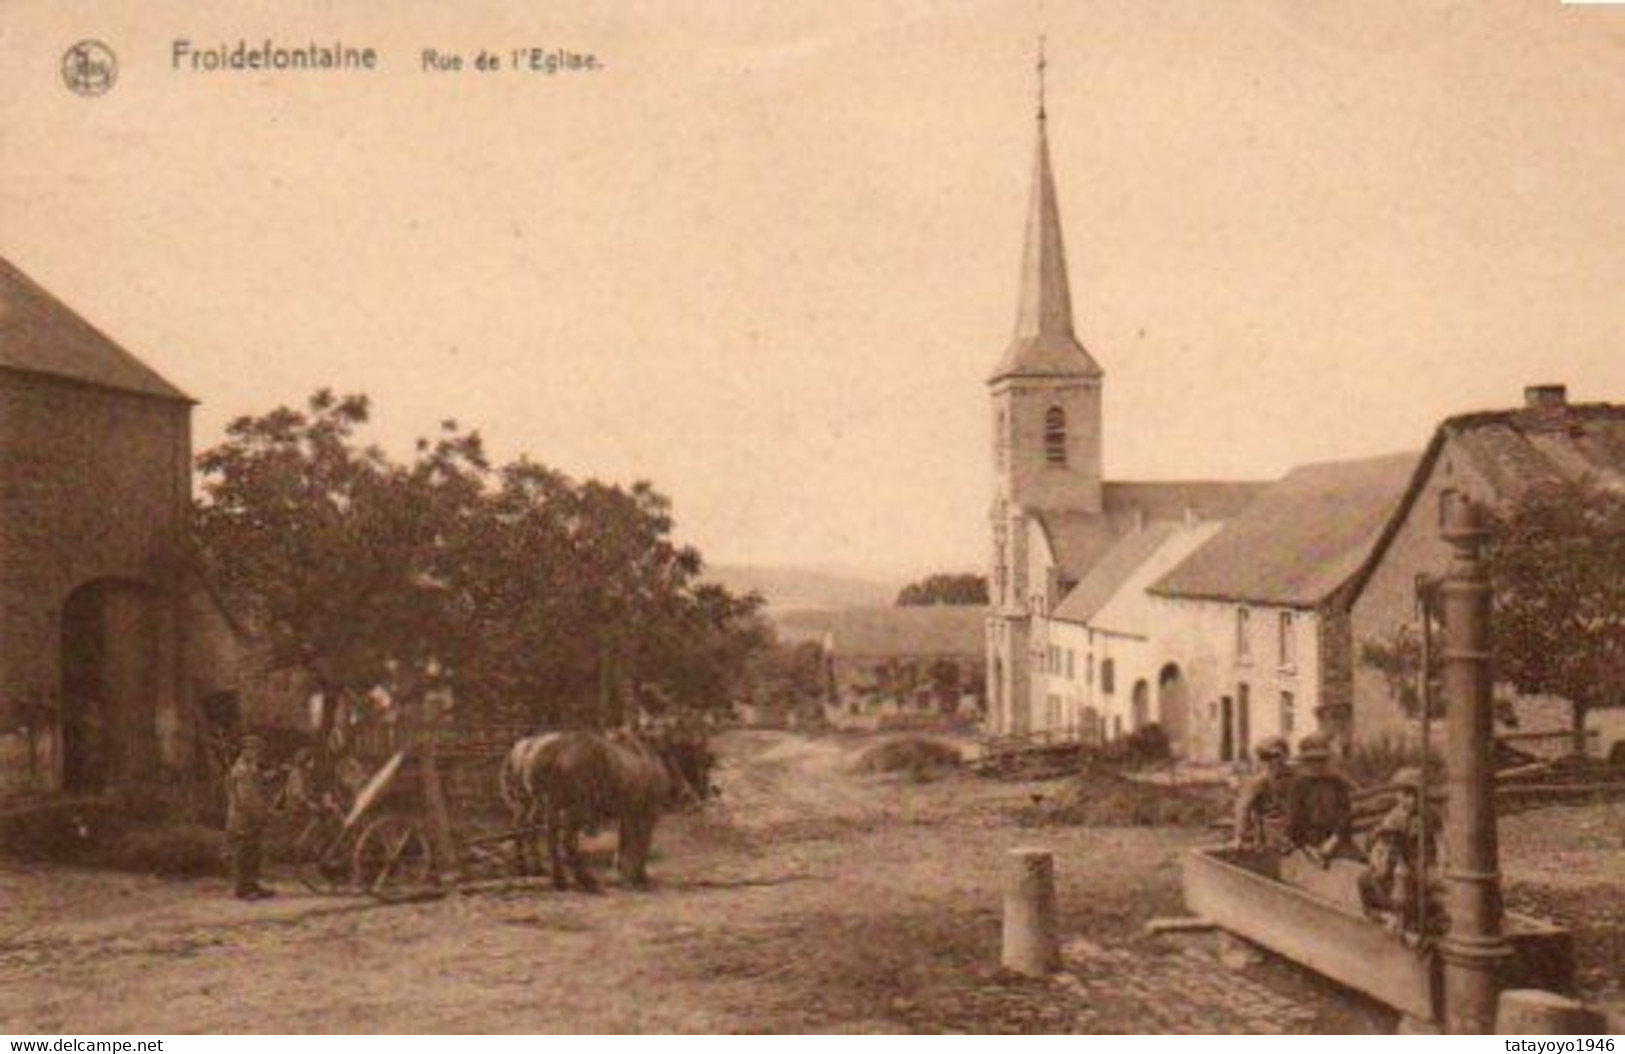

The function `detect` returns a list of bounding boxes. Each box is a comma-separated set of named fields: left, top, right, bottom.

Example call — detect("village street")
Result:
left=2, top=732, right=1619, bottom=1034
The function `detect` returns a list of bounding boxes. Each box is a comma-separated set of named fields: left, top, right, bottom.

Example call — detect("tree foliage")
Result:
left=193, top=390, right=766, bottom=729
left=1483, top=477, right=1625, bottom=750
left=896, top=573, right=988, bottom=607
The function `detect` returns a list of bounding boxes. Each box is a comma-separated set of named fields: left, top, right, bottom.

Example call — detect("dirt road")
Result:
left=3, top=731, right=1597, bottom=1033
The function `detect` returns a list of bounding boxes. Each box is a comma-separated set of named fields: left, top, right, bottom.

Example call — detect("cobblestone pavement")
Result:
left=1057, top=937, right=1326, bottom=1034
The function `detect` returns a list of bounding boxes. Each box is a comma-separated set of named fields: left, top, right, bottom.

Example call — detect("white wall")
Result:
left=1145, top=595, right=1321, bottom=761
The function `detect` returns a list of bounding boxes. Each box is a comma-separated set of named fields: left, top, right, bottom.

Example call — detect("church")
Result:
left=984, top=93, right=1625, bottom=765
left=984, top=96, right=1264, bottom=742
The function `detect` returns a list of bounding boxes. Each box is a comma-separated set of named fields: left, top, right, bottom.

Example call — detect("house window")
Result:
left=1045, top=407, right=1067, bottom=465
left=1236, top=607, right=1252, bottom=660
left=1087, top=654, right=1095, bottom=686
left=1278, top=612, right=1296, bottom=668
left=1281, top=691, right=1295, bottom=736
left=1101, top=658, right=1116, bottom=695
left=995, top=409, right=1008, bottom=470
left=1066, top=650, right=1075, bottom=680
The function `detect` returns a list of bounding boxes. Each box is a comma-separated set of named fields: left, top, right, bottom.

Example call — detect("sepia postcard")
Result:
left=1, top=0, right=1622, bottom=1038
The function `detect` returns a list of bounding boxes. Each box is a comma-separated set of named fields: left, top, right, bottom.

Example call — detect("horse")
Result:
left=521, top=729, right=675, bottom=892
left=499, top=732, right=562, bottom=877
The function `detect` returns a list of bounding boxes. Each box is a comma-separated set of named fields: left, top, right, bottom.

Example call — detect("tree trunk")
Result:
left=1571, top=702, right=1589, bottom=759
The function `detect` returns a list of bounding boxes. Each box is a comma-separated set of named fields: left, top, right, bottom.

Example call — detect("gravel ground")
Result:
left=0, top=731, right=1616, bottom=1033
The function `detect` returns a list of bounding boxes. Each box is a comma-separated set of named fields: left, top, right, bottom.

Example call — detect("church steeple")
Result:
left=989, top=46, right=1102, bottom=384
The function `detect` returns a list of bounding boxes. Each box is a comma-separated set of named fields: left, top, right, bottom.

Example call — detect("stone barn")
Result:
left=0, top=256, right=194, bottom=802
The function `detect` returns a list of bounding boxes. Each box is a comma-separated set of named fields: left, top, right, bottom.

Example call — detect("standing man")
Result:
left=1232, top=735, right=1292, bottom=850
left=227, top=734, right=276, bottom=900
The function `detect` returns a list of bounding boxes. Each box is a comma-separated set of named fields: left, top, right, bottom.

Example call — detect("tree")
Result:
left=1359, top=622, right=1440, bottom=722
left=896, top=573, right=988, bottom=607
left=1484, top=477, right=1625, bottom=756
left=193, top=390, right=766, bottom=733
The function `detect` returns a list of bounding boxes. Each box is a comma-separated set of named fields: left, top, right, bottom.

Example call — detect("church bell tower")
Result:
left=986, top=45, right=1105, bottom=735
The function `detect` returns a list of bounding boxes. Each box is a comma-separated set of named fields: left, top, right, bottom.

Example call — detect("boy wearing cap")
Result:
left=1233, top=735, right=1293, bottom=850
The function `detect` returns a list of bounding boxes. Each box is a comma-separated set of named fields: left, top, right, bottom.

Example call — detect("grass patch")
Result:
left=0, top=794, right=225, bottom=878
left=854, top=736, right=964, bottom=779
left=1020, top=768, right=1222, bottom=828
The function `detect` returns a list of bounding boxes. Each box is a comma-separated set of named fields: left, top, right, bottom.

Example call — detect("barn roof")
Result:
left=1149, top=452, right=1419, bottom=608
left=1343, top=394, right=1625, bottom=606
left=776, top=605, right=988, bottom=659
left=0, top=255, right=191, bottom=402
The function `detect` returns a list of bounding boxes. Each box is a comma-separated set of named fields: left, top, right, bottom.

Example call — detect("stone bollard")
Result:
left=1002, top=847, right=1060, bottom=976
left=1495, top=990, right=1607, bottom=1034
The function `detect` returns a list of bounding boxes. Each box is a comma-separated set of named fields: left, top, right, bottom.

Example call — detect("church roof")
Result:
left=989, top=115, right=1102, bottom=384
left=0, top=255, right=191, bottom=402
left=1103, top=481, right=1267, bottom=524
left=1150, top=452, right=1419, bottom=608
left=1029, top=509, right=1122, bottom=586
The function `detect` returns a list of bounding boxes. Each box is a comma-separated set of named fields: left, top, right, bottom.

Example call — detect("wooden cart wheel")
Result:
left=351, top=813, right=437, bottom=901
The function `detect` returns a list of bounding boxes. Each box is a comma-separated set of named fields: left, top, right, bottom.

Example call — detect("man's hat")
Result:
left=1254, top=735, right=1289, bottom=760
left=1296, top=732, right=1333, bottom=761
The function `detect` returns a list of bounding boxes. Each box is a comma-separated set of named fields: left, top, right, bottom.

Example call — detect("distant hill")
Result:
left=705, top=564, right=903, bottom=614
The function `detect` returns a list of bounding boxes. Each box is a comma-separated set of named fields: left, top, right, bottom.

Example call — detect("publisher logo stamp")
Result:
left=62, top=40, right=117, bottom=96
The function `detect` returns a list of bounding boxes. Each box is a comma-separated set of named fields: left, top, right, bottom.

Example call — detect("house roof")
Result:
left=775, top=605, right=988, bottom=659
left=1030, top=480, right=1266, bottom=585
left=1092, top=522, right=1225, bottom=637
left=1150, top=452, right=1419, bottom=608
left=1052, top=522, right=1179, bottom=625
left=0, top=255, right=191, bottom=402
left=1343, top=397, right=1625, bottom=606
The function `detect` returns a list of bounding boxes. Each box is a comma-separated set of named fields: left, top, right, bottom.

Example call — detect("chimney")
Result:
left=1520, top=384, right=1570, bottom=432
left=1524, top=384, right=1567, bottom=411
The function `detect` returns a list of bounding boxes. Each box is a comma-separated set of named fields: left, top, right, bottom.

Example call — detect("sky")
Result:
left=3, top=0, right=1624, bottom=578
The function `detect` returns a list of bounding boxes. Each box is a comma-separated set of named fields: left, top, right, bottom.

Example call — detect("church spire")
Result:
left=990, top=42, right=1102, bottom=384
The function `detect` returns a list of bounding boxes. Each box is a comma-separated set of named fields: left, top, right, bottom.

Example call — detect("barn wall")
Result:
left=0, top=371, right=191, bottom=798
left=1348, top=441, right=1494, bottom=742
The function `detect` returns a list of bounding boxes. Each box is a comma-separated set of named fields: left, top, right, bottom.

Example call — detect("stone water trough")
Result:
left=1182, top=846, right=1574, bottom=1024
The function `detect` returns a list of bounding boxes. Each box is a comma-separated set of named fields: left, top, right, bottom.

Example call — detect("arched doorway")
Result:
left=61, top=579, right=158, bottom=792
left=1130, top=679, right=1150, bottom=732
left=1157, top=664, right=1190, bottom=756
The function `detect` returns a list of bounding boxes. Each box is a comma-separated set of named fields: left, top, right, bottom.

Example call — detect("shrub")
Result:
left=1341, top=733, right=1443, bottom=787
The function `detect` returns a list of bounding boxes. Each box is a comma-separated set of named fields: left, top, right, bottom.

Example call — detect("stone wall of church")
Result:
left=0, top=371, right=191, bottom=798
